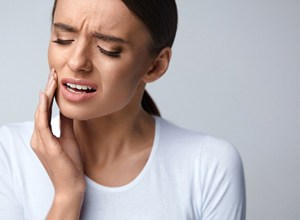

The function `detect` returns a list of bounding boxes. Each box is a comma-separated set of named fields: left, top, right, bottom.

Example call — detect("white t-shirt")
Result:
left=0, top=116, right=246, bottom=220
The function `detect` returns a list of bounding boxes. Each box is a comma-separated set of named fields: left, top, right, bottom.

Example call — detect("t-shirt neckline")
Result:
left=85, top=116, right=161, bottom=193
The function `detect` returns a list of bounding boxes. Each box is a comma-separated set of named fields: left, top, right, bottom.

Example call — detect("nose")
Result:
left=67, top=41, right=93, bottom=73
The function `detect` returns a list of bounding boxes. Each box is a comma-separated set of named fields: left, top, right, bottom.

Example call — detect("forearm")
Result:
left=46, top=193, right=85, bottom=220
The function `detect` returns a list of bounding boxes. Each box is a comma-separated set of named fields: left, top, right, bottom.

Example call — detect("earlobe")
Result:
left=143, top=47, right=172, bottom=83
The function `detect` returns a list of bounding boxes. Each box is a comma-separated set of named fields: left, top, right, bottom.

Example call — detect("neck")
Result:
left=74, top=107, right=155, bottom=167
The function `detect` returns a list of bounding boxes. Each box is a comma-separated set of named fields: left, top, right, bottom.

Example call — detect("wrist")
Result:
left=46, top=193, right=85, bottom=220
left=54, top=191, right=85, bottom=206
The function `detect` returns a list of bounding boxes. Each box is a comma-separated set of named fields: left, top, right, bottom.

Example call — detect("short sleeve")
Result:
left=0, top=127, right=23, bottom=219
left=200, top=136, right=246, bottom=220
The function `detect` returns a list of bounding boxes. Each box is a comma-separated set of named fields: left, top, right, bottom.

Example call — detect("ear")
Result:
left=143, top=47, right=172, bottom=83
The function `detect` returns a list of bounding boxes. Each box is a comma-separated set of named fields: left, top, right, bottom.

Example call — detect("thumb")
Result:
left=60, top=112, right=75, bottom=139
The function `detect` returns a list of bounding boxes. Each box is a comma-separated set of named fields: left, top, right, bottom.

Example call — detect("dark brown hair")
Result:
left=51, top=0, right=178, bottom=117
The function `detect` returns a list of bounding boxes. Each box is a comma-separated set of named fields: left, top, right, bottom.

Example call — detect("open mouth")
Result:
left=63, top=83, right=97, bottom=93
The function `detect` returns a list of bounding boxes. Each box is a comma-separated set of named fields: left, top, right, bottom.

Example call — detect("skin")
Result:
left=31, top=0, right=171, bottom=219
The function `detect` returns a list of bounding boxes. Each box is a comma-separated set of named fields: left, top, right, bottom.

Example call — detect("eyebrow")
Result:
left=92, top=33, right=128, bottom=44
left=53, top=22, right=77, bottom=32
left=53, top=22, right=128, bottom=44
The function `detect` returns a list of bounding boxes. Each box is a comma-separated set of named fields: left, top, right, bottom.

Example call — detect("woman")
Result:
left=0, top=0, right=246, bottom=219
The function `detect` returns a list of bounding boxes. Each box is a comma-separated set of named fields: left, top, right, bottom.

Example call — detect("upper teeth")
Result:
left=66, top=83, right=93, bottom=91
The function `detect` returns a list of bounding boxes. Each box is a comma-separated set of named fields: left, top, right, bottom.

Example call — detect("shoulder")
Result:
left=201, top=135, right=243, bottom=170
left=0, top=121, right=35, bottom=179
left=156, top=116, right=206, bottom=152
left=155, top=117, right=246, bottom=217
left=0, top=121, right=35, bottom=209
left=0, top=117, right=58, bottom=190
left=157, top=117, right=246, bottom=217
left=0, top=116, right=60, bottom=151
left=0, top=120, right=56, bottom=218
left=156, top=117, right=241, bottom=163
left=0, top=121, right=34, bottom=152
left=0, top=116, right=60, bottom=165
left=156, top=116, right=245, bottom=187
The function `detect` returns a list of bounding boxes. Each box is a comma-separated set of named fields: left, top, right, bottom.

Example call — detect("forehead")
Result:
left=54, top=0, right=146, bottom=37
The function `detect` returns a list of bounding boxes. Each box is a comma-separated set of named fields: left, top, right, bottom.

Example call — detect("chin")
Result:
left=57, top=100, right=126, bottom=122
left=55, top=91, right=135, bottom=121
left=59, top=107, right=92, bottom=121
left=56, top=100, right=96, bottom=121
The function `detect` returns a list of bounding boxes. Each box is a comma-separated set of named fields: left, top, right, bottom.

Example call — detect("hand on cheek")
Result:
left=30, top=68, right=86, bottom=212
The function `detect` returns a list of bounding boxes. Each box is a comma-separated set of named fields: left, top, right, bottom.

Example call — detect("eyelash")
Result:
left=52, top=39, right=74, bottom=45
left=52, top=39, right=121, bottom=58
left=97, top=46, right=121, bottom=58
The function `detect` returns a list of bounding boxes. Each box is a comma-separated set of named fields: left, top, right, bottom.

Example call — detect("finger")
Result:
left=37, top=92, right=63, bottom=156
left=31, top=138, right=54, bottom=178
left=31, top=90, right=44, bottom=154
left=45, top=69, right=57, bottom=108
left=33, top=92, right=42, bottom=141
left=31, top=121, right=55, bottom=179
left=45, top=70, right=58, bottom=130
left=32, top=93, right=56, bottom=179
left=60, top=112, right=75, bottom=139
left=45, top=68, right=54, bottom=91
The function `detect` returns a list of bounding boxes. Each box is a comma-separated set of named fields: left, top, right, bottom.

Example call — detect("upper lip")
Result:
left=61, top=78, right=98, bottom=90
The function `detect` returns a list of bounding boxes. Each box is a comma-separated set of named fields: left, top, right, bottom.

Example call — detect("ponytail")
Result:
left=141, top=90, right=161, bottom=117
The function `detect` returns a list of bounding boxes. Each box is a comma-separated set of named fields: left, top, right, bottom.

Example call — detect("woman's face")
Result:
left=48, top=0, right=155, bottom=120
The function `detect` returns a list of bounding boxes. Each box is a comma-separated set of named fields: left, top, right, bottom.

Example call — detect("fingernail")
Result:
left=52, top=68, right=58, bottom=80
left=54, top=73, right=58, bottom=81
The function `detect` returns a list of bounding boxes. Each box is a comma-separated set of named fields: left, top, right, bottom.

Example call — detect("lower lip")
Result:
left=61, top=85, right=98, bottom=102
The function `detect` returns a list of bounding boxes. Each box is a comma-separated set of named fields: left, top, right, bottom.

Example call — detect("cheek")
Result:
left=103, top=58, right=147, bottom=94
left=48, top=44, right=58, bottom=68
left=48, top=44, right=67, bottom=70
left=121, top=52, right=151, bottom=83
left=96, top=60, right=146, bottom=111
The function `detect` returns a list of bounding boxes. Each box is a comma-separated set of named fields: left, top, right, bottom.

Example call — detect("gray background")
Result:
left=0, top=0, right=299, bottom=219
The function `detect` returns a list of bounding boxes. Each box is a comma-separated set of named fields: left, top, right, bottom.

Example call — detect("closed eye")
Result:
left=97, top=46, right=121, bottom=58
left=52, top=39, right=74, bottom=45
